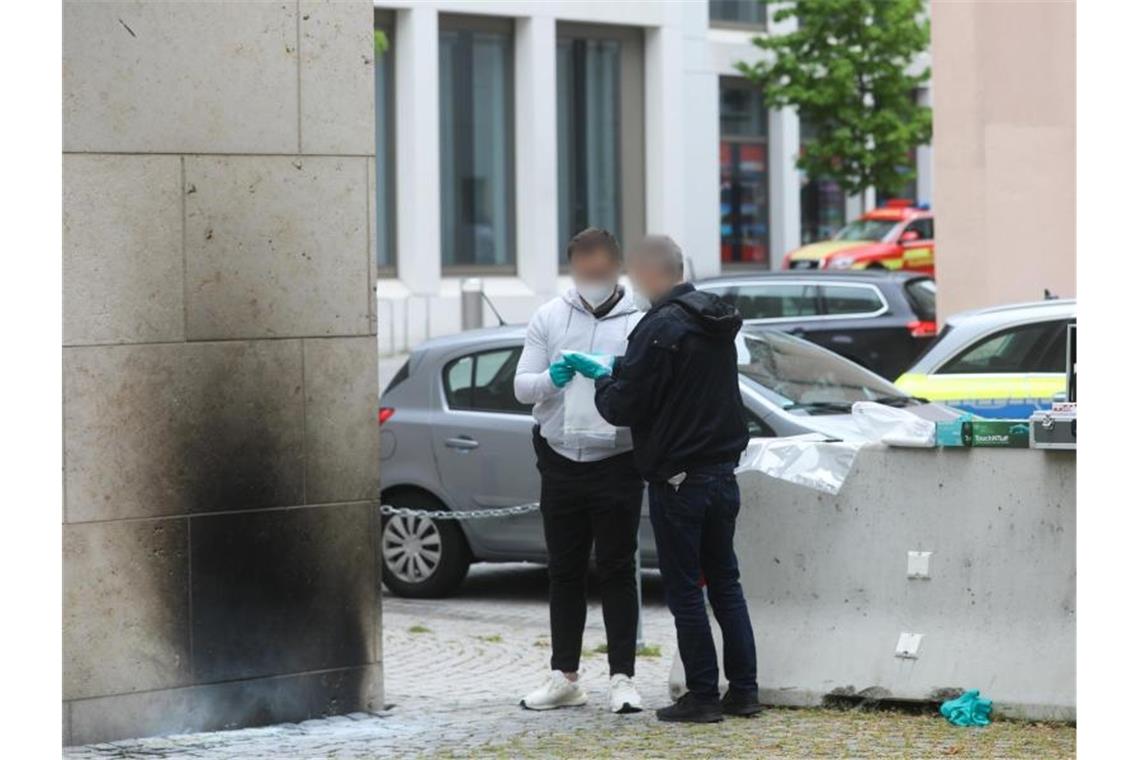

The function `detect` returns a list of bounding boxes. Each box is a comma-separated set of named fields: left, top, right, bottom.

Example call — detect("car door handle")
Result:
left=445, top=436, right=480, bottom=451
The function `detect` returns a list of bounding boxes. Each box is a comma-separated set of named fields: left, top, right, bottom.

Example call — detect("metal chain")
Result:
left=379, top=502, right=540, bottom=521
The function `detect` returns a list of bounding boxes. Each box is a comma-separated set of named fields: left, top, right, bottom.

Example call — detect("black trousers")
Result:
left=533, top=429, right=644, bottom=677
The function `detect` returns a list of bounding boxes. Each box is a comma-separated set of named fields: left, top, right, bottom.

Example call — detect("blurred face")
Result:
left=569, top=245, right=620, bottom=306
left=627, top=256, right=679, bottom=305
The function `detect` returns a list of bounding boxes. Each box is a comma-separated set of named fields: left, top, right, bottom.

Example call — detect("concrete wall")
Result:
left=932, top=0, right=1076, bottom=319
left=62, top=1, right=382, bottom=744
left=736, top=445, right=1075, bottom=721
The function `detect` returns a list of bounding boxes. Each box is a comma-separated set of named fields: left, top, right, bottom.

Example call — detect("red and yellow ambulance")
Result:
left=783, top=201, right=935, bottom=274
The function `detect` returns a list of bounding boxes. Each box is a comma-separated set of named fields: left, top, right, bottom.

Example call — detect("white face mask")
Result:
left=576, top=280, right=617, bottom=309
left=630, top=290, right=652, bottom=311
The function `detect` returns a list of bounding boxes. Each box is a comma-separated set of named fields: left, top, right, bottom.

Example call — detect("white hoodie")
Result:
left=514, top=287, right=643, bottom=462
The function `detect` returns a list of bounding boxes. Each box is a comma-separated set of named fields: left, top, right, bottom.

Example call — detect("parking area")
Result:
left=67, top=563, right=1074, bottom=759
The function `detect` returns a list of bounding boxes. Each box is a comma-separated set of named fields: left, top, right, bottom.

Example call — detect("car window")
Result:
left=744, top=409, right=777, bottom=437
left=938, top=320, right=1068, bottom=374
left=724, top=284, right=819, bottom=320
left=834, top=218, right=897, bottom=241
left=904, top=278, right=937, bottom=321
left=820, top=284, right=885, bottom=316
left=903, top=218, right=933, bottom=240
left=443, top=348, right=530, bottom=414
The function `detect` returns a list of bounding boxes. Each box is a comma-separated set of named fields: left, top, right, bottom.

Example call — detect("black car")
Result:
left=694, top=270, right=937, bottom=379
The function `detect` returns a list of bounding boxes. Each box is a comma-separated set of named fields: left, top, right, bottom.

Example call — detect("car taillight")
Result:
left=907, top=320, right=938, bottom=338
left=378, top=407, right=395, bottom=426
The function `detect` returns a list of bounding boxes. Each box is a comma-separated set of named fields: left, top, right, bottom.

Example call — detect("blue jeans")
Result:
left=648, top=462, right=758, bottom=701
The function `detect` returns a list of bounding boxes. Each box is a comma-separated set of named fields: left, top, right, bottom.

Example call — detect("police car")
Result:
left=895, top=299, right=1075, bottom=418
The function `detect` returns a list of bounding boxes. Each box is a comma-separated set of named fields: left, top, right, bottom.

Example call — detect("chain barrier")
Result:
left=379, top=502, right=541, bottom=521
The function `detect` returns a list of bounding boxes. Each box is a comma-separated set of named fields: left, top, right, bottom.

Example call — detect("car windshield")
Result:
left=736, top=330, right=910, bottom=414
left=833, top=218, right=897, bottom=242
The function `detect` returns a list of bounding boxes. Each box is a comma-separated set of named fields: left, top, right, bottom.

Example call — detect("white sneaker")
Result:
left=609, top=674, right=643, bottom=714
left=520, top=671, right=588, bottom=711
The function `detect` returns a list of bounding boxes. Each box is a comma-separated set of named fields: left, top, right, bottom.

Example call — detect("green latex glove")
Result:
left=549, top=359, right=575, bottom=388
left=939, top=690, right=992, bottom=727
left=562, top=351, right=613, bottom=380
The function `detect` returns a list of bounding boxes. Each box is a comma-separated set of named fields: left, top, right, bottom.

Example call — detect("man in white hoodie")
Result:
left=514, top=228, right=645, bottom=715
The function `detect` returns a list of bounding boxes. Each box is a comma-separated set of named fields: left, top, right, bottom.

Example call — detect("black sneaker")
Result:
left=721, top=688, right=764, bottom=717
left=655, top=692, right=724, bottom=723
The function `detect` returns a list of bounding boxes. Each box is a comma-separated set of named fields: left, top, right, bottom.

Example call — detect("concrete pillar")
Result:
left=514, top=15, right=559, bottom=298
left=62, top=0, right=382, bottom=744
left=769, top=108, right=801, bottom=265
left=644, top=23, right=687, bottom=246
left=916, top=86, right=934, bottom=205
left=394, top=5, right=441, bottom=297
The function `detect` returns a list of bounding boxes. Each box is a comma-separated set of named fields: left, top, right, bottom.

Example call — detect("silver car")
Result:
left=379, top=325, right=955, bottom=597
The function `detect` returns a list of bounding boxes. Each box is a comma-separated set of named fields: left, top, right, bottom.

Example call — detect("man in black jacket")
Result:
left=563, top=235, right=761, bottom=723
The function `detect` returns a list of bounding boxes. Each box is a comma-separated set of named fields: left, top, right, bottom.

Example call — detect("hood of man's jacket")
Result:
left=664, top=284, right=742, bottom=338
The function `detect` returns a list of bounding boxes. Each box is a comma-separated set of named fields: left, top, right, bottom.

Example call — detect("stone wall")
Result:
left=62, top=1, right=381, bottom=744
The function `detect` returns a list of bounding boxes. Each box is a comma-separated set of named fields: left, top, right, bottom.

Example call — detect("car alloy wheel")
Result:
left=382, top=514, right=442, bottom=584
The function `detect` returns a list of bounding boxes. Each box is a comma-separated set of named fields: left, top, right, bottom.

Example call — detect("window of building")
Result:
left=709, top=0, right=767, bottom=30
left=439, top=16, right=515, bottom=273
left=556, top=24, right=644, bottom=266
left=799, top=118, right=847, bottom=244
left=820, top=284, right=887, bottom=316
left=719, top=78, right=769, bottom=268
left=443, top=347, right=530, bottom=414
left=374, top=10, right=396, bottom=275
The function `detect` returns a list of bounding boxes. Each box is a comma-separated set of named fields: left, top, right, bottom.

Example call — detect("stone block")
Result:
left=189, top=503, right=379, bottom=683
left=300, top=0, right=376, bottom=155
left=63, top=0, right=299, bottom=153
left=63, top=155, right=184, bottom=346
left=304, top=337, right=380, bottom=504
left=64, top=518, right=192, bottom=700
left=64, top=341, right=305, bottom=522
left=67, top=663, right=384, bottom=745
left=184, top=156, right=371, bottom=340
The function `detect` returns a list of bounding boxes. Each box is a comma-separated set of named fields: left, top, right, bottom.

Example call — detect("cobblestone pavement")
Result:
left=67, top=563, right=1075, bottom=759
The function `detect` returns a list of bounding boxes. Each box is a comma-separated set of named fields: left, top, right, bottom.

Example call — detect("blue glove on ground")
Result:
left=562, top=351, right=613, bottom=380
left=939, top=689, right=992, bottom=727
left=549, top=359, right=575, bottom=388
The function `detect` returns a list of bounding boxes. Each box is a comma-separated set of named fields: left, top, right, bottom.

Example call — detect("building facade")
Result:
left=931, top=0, right=1075, bottom=318
left=373, top=0, right=933, bottom=355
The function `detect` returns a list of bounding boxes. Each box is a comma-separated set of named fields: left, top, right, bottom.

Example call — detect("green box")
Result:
left=936, top=419, right=1030, bottom=448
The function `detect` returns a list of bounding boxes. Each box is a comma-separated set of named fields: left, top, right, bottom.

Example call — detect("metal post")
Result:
left=635, top=534, right=644, bottom=650
left=460, top=277, right=484, bottom=331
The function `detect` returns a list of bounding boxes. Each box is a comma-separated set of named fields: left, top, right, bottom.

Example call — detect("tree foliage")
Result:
left=736, top=0, right=932, bottom=197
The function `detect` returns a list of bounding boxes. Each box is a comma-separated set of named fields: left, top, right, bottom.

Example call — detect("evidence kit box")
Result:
left=935, top=419, right=1031, bottom=448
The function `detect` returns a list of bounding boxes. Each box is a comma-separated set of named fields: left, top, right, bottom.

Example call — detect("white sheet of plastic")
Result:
left=851, top=401, right=936, bottom=447
left=561, top=351, right=617, bottom=448
left=737, top=434, right=863, bottom=495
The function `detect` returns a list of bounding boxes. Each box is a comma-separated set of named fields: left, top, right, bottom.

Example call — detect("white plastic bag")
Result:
left=851, top=401, right=935, bottom=447
left=561, top=351, right=617, bottom=448
left=738, top=433, right=863, bottom=495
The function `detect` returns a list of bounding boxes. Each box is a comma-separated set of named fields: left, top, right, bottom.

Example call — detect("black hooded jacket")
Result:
left=594, top=282, right=749, bottom=482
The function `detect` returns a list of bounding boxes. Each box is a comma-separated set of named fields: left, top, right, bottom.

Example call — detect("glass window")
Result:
left=902, top=217, right=934, bottom=241
left=821, top=285, right=886, bottom=316
left=724, top=283, right=818, bottom=320
left=737, top=330, right=905, bottom=413
left=443, top=348, right=530, bottom=414
left=720, top=79, right=769, bottom=267
left=834, top=218, right=898, bottom=242
left=374, top=12, right=395, bottom=273
left=440, top=17, right=515, bottom=272
left=710, top=0, right=767, bottom=29
left=904, top=278, right=937, bottom=322
left=556, top=24, right=643, bottom=266
left=799, top=118, right=846, bottom=244
left=939, top=321, right=1067, bottom=375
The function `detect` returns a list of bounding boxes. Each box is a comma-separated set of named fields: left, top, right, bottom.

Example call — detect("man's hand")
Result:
left=563, top=352, right=613, bottom=380
left=548, top=359, right=576, bottom=388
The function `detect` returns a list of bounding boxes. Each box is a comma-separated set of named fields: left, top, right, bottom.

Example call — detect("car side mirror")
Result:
left=900, top=230, right=920, bottom=243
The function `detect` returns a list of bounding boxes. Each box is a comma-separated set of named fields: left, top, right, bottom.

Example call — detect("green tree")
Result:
left=736, top=0, right=931, bottom=198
